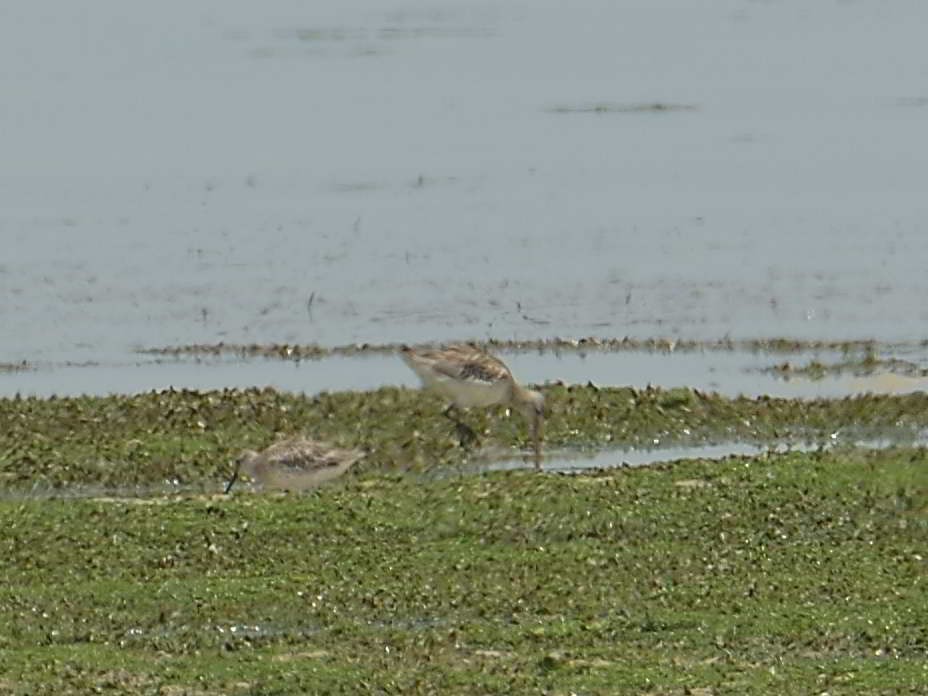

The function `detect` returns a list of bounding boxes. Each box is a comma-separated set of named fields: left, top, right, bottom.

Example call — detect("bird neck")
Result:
left=509, top=380, right=532, bottom=406
left=509, top=383, right=537, bottom=409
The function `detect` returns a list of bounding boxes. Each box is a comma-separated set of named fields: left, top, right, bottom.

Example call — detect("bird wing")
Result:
left=314, top=447, right=364, bottom=469
left=263, top=438, right=361, bottom=471
left=422, top=344, right=512, bottom=384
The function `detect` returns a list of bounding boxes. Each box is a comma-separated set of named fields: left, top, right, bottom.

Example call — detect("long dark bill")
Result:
left=224, top=464, right=242, bottom=494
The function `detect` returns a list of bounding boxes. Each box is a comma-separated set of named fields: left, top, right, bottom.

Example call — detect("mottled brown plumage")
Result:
left=225, top=437, right=363, bottom=493
left=401, top=344, right=545, bottom=465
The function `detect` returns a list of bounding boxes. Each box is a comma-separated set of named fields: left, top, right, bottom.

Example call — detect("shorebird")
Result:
left=400, top=343, right=545, bottom=465
left=224, top=437, right=363, bottom=493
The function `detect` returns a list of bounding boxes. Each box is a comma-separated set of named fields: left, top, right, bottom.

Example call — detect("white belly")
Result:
left=422, top=372, right=510, bottom=409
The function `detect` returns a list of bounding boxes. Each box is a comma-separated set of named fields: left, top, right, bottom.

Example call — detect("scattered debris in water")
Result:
left=546, top=102, right=698, bottom=114
left=137, top=336, right=898, bottom=361
left=763, top=354, right=927, bottom=380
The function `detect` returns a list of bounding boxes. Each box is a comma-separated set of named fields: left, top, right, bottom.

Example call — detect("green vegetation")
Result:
left=767, top=353, right=927, bottom=380
left=2, top=450, right=926, bottom=693
left=4, top=386, right=928, bottom=492
left=1, top=387, right=927, bottom=693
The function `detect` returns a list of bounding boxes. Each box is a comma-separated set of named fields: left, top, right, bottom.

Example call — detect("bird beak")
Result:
left=224, top=464, right=241, bottom=494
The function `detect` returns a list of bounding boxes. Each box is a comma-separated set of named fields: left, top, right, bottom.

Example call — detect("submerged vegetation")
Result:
left=2, top=385, right=927, bottom=692
left=138, top=335, right=902, bottom=361
left=767, top=353, right=928, bottom=380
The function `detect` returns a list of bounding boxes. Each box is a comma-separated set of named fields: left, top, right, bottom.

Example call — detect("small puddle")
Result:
left=474, top=430, right=928, bottom=474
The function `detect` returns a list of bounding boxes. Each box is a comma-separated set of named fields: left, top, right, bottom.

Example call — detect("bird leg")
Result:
left=532, top=415, right=544, bottom=471
left=443, top=404, right=478, bottom=447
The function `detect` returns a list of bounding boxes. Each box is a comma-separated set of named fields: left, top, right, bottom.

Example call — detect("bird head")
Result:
left=224, top=450, right=259, bottom=494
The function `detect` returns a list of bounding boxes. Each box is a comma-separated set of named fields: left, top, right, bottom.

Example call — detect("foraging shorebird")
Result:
left=400, top=343, right=545, bottom=465
left=224, top=437, right=363, bottom=493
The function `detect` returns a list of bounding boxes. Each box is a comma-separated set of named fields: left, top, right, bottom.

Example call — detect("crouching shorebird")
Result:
left=224, top=437, right=363, bottom=493
left=400, top=343, right=545, bottom=466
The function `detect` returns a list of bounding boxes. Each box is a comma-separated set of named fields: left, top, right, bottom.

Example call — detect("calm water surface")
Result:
left=3, top=1, right=928, bottom=395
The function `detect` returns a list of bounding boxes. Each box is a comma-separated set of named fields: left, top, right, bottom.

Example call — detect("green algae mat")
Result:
left=4, top=385, right=928, bottom=490
left=1, top=387, right=926, bottom=693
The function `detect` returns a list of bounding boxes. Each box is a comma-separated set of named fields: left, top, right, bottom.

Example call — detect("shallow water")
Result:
left=3, top=0, right=928, bottom=382
left=4, top=344, right=928, bottom=399
left=481, top=429, right=928, bottom=474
